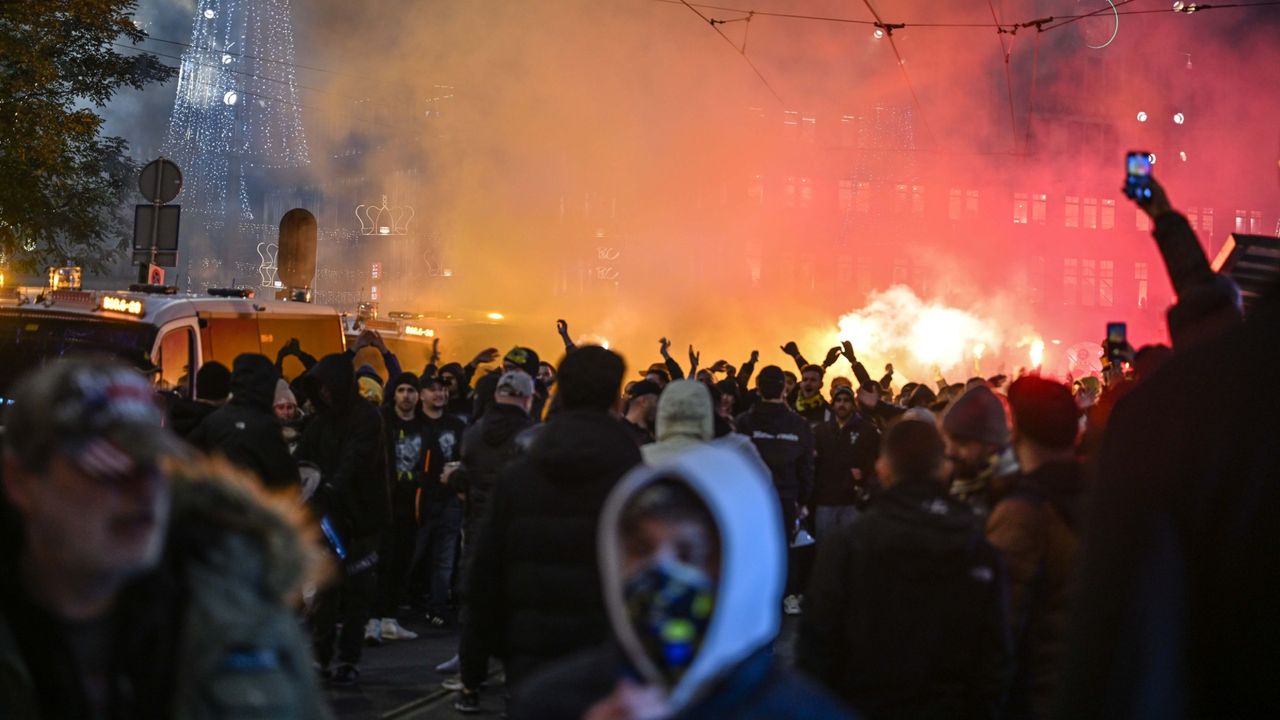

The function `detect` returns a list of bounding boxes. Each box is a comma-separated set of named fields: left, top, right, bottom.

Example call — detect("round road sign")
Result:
left=138, top=158, right=183, bottom=204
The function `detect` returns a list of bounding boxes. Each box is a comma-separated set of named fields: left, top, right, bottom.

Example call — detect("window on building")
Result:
left=1235, top=210, right=1247, bottom=233
left=1031, top=256, right=1045, bottom=305
left=1100, top=260, right=1114, bottom=306
left=1013, top=192, right=1029, bottom=224
left=854, top=182, right=870, bottom=214
left=949, top=188, right=962, bottom=220
left=1202, top=208, right=1213, bottom=235
left=911, top=186, right=925, bottom=217
left=801, top=115, right=817, bottom=144
left=1064, top=258, right=1078, bottom=305
left=799, top=178, right=813, bottom=208
left=1101, top=199, right=1115, bottom=229
left=1032, top=193, right=1047, bottom=224
left=837, top=257, right=853, bottom=284
left=839, top=179, right=854, bottom=212
left=1066, top=196, right=1080, bottom=228
left=782, top=110, right=799, bottom=141
left=1251, top=211, right=1263, bottom=234
left=748, top=175, right=764, bottom=206
left=1135, top=261, right=1149, bottom=308
left=783, top=177, right=796, bottom=208
left=965, top=189, right=979, bottom=216
left=1084, top=198, right=1098, bottom=230
left=895, top=184, right=909, bottom=215
left=1186, top=207, right=1199, bottom=230
left=1081, top=258, right=1097, bottom=306
left=840, top=115, right=858, bottom=147
left=1136, top=210, right=1151, bottom=231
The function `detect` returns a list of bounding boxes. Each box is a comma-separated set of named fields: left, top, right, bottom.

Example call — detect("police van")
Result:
left=0, top=285, right=346, bottom=399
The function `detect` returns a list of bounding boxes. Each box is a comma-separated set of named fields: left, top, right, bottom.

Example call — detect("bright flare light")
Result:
left=973, top=343, right=986, bottom=359
left=1029, top=339, right=1046, bottom=368
left=486, top=312, right=504, bottom=321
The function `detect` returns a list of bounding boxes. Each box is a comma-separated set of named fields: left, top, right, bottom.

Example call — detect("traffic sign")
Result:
left=138, top=158, right=182, bottom=204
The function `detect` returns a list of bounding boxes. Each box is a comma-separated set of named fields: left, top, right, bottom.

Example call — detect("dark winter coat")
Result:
left=511, top=644, right=854, bottom=720
left=985, top=461, right=1082, bottom=720
left=188, top=354, right=299, bottom=491
left=464, top=409, right=642, bottom=688
left=451, top=402, right=535, bottom=527
left=295, top=354, right=390, bottom=541
left=1054, top=285, right=1280, bottom=719
left=735, top=402, right=815, bottom=504
left=166, top=396, right=219, bottom=438
left=812, top=413, right=881, bottom=508
left=799, top=477, right=1012, bottom=720
left=0, top=471, right=330, bottom=719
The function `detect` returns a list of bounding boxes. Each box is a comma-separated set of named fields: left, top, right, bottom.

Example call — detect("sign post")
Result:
left=134, top=158, right=183, bottom=283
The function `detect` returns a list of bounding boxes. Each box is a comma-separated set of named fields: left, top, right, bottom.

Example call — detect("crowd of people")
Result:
left=1, top=179, right=1277, bottom=720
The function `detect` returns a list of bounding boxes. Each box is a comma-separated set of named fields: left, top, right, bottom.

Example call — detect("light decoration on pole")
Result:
left=163, top=0, right=309, bottom=220
left=1136, top=111, right=1148, bottom=122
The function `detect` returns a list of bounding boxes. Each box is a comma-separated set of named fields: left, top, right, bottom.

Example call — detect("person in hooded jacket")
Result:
left=799, top=418, right=1012, bottom=719
left=188, top=353, right=300, bottom=492
left=166, top=360, right=231, bottom=436
left=641, top=380, right=767, bottom=475
left=509, top=445, right=854, bottom=720
left=295, top=353, right=391, bottom=686
left=456, top=346, right=642, bottom=710
left=986, top=377, right=1083, bottom=720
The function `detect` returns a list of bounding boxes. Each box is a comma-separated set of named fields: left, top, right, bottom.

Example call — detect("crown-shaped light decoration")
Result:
left=356, top=195, right=414, bottom=236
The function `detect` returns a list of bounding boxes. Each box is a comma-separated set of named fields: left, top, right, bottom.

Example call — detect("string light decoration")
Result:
left=163, top=0, right=309, bottom=220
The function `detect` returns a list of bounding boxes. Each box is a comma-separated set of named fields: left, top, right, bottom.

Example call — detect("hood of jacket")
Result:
left=227, top=354, right=278, bottom=412
left=598, top=444, right=784, bottom=713
left=872, top=477, right=983, bottom=581
left=655, top=380, right=714, bottom=444
left=481, top=402, right=533, bottom=445
left=529, top=409, right=642, bottom=480
left=300, top=353, right=355, bottom=413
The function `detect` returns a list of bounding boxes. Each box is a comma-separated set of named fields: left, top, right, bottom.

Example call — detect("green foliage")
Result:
left=0, top=0, right=172, bottom=273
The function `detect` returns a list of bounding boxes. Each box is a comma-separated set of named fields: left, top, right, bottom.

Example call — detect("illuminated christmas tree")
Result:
left=163, top=0, right=308, bottom=220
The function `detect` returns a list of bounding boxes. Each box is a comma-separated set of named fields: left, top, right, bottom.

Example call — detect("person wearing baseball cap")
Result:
left=0, top=357, right=328, bottom=718
left=623, top=380, right=661, bottom=446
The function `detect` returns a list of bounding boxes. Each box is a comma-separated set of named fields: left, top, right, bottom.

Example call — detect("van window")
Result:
left=157, top=327, right=194, bottom=396
left=199, top=315, right=260, bottom=371
left=259, top=315, right=345, bottom=380
left=0, top=312, right=154, bottom=397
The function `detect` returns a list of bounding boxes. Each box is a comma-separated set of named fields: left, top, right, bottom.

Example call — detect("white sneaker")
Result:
left=435, top=654, right=460, bottom=674
left=381, top=618, right=418, bottom=640
left=364, top=618, right=383, bottom=646
left=783, top=594, right=803, bottom=616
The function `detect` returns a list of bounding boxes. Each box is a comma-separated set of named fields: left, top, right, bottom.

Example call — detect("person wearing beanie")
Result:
left=196, top=361, right=232, bottom=403
left=941, top=385, right=1019, bottom=516
left=810, top=385, right=881, bottom=539
left=984, top=376, right=1083, bottom=719
left=274, top=378, right=305, bottom=455
left=188, top=353, right=300, bottom=492
left=735, top=365, right=815, bottom=616
left=368, top=371, right=427, bottom=644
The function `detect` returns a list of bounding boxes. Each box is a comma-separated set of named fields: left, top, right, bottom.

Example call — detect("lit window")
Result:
left=1186, top=207, right=1199, bottom=230
left=1032, top=194, right=1047, bottom=224
left=1064, top=258, right=1078, bottom=305
left=1250, top=211, right=1263, bottom=234
left=1065, top=196, right=1080, bottom=228
left=1135, top=261, right=1149, bottom=308
left=1100, top=260, right=1114, bottom=307
left=1101, top=199, right=1115, bottom=230
left=1202, top=208, right=1213, bottom=235
left=1235, top=210, right=1247, bottom=233
left=1013, top=192, right=1029, bottom=225
left=801, top=115, right=817, bottom=144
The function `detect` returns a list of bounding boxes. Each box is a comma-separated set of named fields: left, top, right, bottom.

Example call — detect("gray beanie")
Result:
left=941, top=385, right=1010, bottom=447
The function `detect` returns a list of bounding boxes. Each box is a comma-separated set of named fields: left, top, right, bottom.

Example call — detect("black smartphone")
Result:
left=1106, top=322, right=1127, bottom=362
left=1124, top=152, right=1153, bottom=200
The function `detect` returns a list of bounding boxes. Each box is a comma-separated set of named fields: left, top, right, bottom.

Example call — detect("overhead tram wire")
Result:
left=987, top=0, right=1019, bottom=156
left=676, top=0, right=785, bottom=105
left=858, top=0, right=939, bottom=151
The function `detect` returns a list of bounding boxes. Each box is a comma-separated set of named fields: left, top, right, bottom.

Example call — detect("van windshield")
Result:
left=0, top=311, right=156, bottom=398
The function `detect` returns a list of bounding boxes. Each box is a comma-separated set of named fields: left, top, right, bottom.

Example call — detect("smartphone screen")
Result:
left=1125, top=152, right=1153, bottom=200
left=1106, top=322, right=1127, bottom=350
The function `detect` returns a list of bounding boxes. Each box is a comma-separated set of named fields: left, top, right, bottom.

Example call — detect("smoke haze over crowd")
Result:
left=107, top=0, right=1280, bottom=382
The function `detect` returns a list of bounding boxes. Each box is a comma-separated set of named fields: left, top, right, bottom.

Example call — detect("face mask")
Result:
left=624, top=556, right=715, bottom=684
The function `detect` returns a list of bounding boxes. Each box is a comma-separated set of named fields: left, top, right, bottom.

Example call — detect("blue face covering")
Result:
left=624, top=557, right=715, bottom=684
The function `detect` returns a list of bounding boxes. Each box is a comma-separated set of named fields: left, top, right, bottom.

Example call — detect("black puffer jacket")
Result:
left=295, top=354, right=390, bottom=541
left=799, top=478, right=1012, bottom=719
left=188, top=354, right=299, bottom=491
left=812, top=413, right=881, bottom=507
left=464, top=409, right=642, bottom=688
left=735, top=402, right=815, bottom=503
left=451, top=403, right=535, bottom=527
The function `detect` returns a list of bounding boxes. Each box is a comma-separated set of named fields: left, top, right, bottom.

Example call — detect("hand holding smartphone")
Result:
left=1124, top=151, right=1153, bottom=201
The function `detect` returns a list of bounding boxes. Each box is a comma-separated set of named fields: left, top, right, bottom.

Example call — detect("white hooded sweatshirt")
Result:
left=597, top=444, right=785, bottom=714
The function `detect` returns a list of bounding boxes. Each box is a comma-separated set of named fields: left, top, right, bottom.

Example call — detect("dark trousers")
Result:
left=376, top=517, right=418, bottom=618
left=312, top=534, right=379, bottom=668
left=408, top=498, right=463, bottom=617
left=458, top=512, right=492, bottom=690
left=780, top=495, right=802, bottom=597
